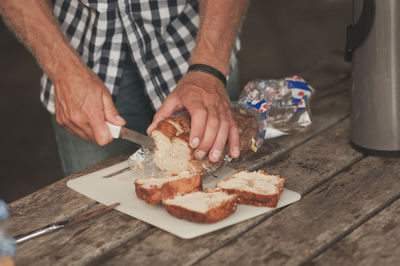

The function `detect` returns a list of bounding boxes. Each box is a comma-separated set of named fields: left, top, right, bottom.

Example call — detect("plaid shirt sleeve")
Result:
left=40, top=0, right=240, bottom=113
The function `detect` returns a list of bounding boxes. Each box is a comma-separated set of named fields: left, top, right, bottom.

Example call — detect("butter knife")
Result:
left=14, top=203, right=120, bottom=244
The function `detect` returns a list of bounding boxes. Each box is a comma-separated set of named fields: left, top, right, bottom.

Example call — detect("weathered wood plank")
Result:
left=14, top=204, right=151, bottom=266
left=194, top=157, right=400, bottom=266
left=8, top=149, right=135, bottom=236
left=90, top=118, right=363, bottom=266
left=308, top=198, right=400, bottom=266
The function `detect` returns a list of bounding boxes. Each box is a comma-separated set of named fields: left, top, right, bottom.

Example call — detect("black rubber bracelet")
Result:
left=187, top=64, right=227, bottom=87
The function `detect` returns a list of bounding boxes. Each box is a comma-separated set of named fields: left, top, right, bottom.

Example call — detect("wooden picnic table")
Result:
left=7, top=53, right=400, bottom=266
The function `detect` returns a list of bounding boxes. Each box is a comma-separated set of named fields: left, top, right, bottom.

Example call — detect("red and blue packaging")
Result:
left=238, top=76, right=314, bottom=150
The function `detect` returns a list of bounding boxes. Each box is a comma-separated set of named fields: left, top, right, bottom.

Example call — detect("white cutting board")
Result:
left=67, top=160, right=301, bottom=239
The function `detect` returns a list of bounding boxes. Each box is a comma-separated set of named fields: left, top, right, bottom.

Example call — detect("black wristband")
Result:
left=187, top=64, right=227, bottom=87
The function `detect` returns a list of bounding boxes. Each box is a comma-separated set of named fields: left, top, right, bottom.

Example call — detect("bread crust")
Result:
left=216, top=169, right=285, bottom=208
left=218, top=188, right=283, bottom=207
left=135, top=174, right=202, bottom=204
left=155, top=120, right=180, bottom=139
left=163, top=194, right=238, bottom=223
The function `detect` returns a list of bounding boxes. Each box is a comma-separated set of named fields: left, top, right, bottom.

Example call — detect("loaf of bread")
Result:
left=163, top=191, right=238, bottom=223
left=134, top=108, right=286, bottom=223
left=151, top=107, right=259, bottom=176
left=134, top=171, right=201, bottom=204
left=216, top=169, right=285, bottom=207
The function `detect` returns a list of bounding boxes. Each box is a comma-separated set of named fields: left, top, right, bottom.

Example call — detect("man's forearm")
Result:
left=0, top=0, right=85, bottom=83
left=149, top=0, right=249, bottom=161
left=0, top=0, right=124, bottom=146
left=191, top=0, right=249, bottom=76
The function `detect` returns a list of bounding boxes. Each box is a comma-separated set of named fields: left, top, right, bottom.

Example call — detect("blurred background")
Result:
left=0, top=0, right=351, bottom=202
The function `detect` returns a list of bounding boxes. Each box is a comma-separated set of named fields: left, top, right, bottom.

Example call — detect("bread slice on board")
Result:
left=134, top=171, right=202, bottom=204
left=163, top=191, right=238, bottom=223
left=216, top=169, right=285, bottom=207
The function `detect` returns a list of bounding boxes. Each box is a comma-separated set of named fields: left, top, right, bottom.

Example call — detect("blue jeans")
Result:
left=52, top=59, right=240, bottom=176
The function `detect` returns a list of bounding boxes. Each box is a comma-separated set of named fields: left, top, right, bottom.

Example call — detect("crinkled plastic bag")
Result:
left=238, top=76, right=314, bottom=139
left=128, top=147, right=159, bottom=178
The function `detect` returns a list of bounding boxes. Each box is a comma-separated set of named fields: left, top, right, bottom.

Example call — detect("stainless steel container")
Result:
left=346, top=0, right=400, bottom=156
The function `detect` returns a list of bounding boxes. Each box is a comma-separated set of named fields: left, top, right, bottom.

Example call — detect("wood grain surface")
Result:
left=8, top=151, right=135, bottom=238
left=90, top=118, right=363, bottom=266
left=15, top=204, right=150, bottom=266
left=309, top=198, right=400, bottom=266
left=196, top=157, right=400, bottom=266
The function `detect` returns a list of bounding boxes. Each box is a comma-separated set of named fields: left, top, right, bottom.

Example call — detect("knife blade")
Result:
left=106, top=122, right=155, bottom=149
left=14, top=203, right=120, bottom=244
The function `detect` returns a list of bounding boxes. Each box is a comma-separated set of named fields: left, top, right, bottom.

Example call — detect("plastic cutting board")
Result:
left=67, top=160, right=301, bottom=239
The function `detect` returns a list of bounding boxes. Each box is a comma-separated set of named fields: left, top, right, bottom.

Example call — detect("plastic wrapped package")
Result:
left=238, top=76, right=314, bottom=139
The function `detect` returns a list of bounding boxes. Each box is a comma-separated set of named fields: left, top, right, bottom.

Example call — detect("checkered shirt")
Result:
left=40, top=0, right=240, bottom=113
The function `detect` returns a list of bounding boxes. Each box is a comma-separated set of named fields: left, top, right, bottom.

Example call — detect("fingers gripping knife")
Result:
left=106, top=122, right=155, bottom=149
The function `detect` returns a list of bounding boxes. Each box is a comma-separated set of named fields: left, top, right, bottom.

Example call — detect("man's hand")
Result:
left=147, top=71, right=240, bottom=162
left=53, top=66, right=125, bottom=146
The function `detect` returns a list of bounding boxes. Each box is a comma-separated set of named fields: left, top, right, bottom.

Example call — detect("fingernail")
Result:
left=190, top=137, right=200, bottom=148
left=211, top=149, right=221, bottom=162
left=115, top=115, right=125, bottom=122
left=232, top=147, right=240, bottom=158
left=147, top=125, right=154, bottom=136
left=196, top=150, right=206, bottom=160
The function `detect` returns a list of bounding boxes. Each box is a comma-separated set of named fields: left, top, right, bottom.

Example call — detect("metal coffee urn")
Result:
left=345, top=0, right=400, bottom=156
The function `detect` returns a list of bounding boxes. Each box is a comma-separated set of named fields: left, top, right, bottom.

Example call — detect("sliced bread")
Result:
left=163, top=191, right=238, bottom=223
left=134, top=171, right=202, bottom=204
left=216, top=169, right=285, bottom=207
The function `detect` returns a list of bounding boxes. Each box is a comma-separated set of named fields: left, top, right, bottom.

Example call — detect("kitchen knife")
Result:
left=14, top=203, right=120, bottom=244
left=106, top=122, right=155, bottom=149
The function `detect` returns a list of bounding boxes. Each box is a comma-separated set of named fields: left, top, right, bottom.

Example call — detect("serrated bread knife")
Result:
left=106, top=122, right=155, bottom=149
